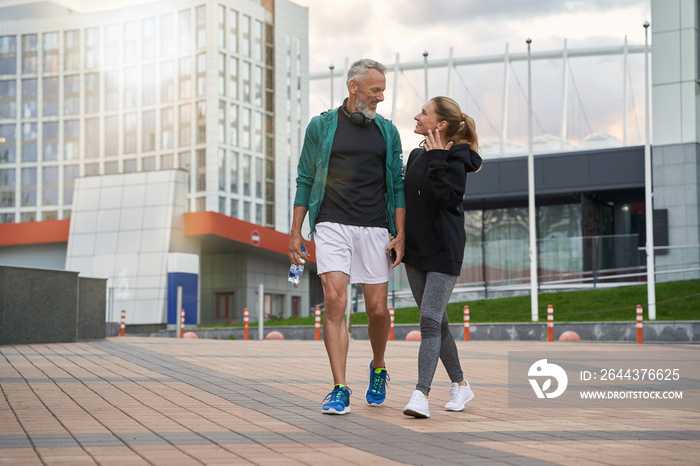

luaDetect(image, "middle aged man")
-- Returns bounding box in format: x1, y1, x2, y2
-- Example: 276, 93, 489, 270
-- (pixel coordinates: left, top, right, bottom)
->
289, 58, 406, 415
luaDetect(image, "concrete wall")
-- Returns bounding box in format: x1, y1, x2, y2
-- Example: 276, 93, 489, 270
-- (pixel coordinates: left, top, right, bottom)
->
0, 265, 107, 345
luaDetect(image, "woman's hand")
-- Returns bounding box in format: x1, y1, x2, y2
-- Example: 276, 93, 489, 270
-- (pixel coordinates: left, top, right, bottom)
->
425, 128, 453, 152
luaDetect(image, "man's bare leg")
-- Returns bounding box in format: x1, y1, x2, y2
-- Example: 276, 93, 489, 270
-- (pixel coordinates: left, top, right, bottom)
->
320, 271, 350, 385
363, 282, 390, 370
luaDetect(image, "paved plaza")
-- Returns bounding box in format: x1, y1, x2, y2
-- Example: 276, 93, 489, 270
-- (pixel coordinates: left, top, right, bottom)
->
1, 337, 699, 465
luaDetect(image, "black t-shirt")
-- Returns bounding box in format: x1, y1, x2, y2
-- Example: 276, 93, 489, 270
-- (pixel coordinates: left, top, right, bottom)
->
316, 109, 387, 228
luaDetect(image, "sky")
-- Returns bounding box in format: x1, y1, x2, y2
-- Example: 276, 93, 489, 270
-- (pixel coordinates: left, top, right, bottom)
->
0, 0, 653, 154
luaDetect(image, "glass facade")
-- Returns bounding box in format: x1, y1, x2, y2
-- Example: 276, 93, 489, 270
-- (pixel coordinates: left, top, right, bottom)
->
0, 0, 307, 230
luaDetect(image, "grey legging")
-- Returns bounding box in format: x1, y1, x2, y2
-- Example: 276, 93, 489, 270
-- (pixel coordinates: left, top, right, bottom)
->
405, 263, 464, 396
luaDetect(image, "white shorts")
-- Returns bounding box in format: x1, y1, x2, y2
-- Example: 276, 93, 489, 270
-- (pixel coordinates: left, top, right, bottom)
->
314, 222, 392, 285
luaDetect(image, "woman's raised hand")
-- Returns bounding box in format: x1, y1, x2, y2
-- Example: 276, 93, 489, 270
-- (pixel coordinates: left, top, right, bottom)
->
425, 128, 453, 151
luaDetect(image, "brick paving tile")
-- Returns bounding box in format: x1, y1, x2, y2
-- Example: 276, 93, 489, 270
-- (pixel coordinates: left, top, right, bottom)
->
2, 337, 699, 465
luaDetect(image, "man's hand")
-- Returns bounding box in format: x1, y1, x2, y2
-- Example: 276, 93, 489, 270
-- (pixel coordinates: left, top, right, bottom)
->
289, 231, 308, 266
386, 234, 404, 269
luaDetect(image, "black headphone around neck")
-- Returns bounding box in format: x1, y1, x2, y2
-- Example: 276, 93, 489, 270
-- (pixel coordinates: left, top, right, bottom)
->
342, 98, 371, 127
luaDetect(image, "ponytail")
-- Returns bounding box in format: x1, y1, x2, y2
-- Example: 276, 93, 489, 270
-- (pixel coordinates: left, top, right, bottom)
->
431, 97, 480, 153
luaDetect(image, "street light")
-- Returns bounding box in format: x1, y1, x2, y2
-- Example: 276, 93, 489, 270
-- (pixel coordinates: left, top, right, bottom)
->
329, 63, 335, 108
526, 37, 539, 322
423, 50, 429, 102
643, 20, 656, 320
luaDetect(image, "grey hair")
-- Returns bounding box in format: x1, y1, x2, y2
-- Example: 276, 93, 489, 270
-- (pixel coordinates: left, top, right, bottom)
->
346, 58, 388, 85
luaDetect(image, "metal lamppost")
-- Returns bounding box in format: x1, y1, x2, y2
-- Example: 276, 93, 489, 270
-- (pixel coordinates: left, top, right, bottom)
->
423, 50, 429, 102
643, 21, 656, 320
329, 63, 335, 108
526, 37, 539, 322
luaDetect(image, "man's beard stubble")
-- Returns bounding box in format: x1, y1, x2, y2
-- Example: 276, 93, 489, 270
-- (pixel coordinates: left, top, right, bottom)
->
355, 99, 376, 120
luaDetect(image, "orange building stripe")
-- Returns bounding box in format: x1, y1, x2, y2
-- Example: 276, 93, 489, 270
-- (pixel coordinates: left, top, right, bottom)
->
0, 219, 70, 246
184, 211, 315, 263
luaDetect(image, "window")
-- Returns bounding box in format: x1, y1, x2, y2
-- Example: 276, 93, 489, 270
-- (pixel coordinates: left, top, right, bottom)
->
228, 10, 238, 53
104, 24, 119, 66
42, 166, 58, 205
230, 198, 238, 218
179, 57, 191, 99
64, 75, 80, 115
196, 53, 206, 96
142, 18, 156, 61
85, 163, 99, 176
64, 30, 79, 71
161, 153, 173, 169
105, 70, 119, 111
254, 111, 263, 152
124, 21, 137, 64
230, 150, 238, 194
243, 154, 250, 196
84, 28, 99, 69
21, 167, 36, 206
161, 107, 173, 149
229, 56, 238, 98
42, 122, 58, 161
124, 112, 137, 154
241, 15, 250, 57
218, 52, 226, 95
218, 148, 225, 190
22, 34, 37, 74
105, 161, 118, 174
0, 168, 15, 207
143, 156, 156, 171
124, 67, 137, 108
161, 13, 174, 57
21, 123, 37, 162
104, 115, 118, 156
64, 119, 79, 160
196, 148, 205, 191
143, 110, 155, 152
254, 65, 263, 106
0, 80, 16, 118
0, 36, 17, 75
179, 104, 191, 146
178, 9, 192, 54
21, 78, 37, 118
242, 61, 251, 103
217, 5, 225, 48
42, 77, 58, 116
63, 165, 79, 204
218, 101, 226, 144
255, 156, 262, 198
229, 103, 238, 146
196, 5, 206, 49
196, 101, 206, 144
85, 72, 100, 113
85, 117, 99, 159
242, 108, 250, 149
160, 60, 174, 103
142, 64, 156, 106
124, 159, 137, 173
253, 20, 263, 61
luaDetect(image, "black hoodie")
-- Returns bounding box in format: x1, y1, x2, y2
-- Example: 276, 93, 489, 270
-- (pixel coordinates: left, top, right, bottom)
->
402, 143, 482, 275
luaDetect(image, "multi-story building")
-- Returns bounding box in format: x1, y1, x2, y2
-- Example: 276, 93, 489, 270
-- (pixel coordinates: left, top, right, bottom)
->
0, 0, 315, 331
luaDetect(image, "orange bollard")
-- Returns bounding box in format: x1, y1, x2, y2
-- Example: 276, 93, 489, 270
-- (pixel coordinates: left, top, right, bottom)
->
119, 309, 126, 337
636, 305, 643, 344
389, 307, 394, 341
464, 306, 470, 342
243, 308, 249, 341
314, 307, 321, 341
547, 305, 554, 342
180, 308, 185, 338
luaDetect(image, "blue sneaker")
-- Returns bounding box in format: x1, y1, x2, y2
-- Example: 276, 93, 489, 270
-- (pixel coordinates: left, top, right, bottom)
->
366, 361, 389, 406
322, 385, 352, 414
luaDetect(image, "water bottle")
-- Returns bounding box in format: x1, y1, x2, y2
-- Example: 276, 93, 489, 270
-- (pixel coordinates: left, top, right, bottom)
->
288, 247, 306, 285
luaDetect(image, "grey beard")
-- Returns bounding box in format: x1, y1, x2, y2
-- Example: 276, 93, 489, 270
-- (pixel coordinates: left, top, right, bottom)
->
355, 100, 376, 120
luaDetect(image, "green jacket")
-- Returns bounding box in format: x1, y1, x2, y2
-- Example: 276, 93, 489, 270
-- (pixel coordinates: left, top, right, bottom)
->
293, 107, 406, 236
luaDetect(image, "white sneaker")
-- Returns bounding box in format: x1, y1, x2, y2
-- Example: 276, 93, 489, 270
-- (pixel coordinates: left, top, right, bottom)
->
445, 382, 474, 411
403, 390, 430, 418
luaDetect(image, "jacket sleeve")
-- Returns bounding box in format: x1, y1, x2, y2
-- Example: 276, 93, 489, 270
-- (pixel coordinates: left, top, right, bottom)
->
388, 125, 406, 209
425, 149, 467, 210
293, 118, 320, 208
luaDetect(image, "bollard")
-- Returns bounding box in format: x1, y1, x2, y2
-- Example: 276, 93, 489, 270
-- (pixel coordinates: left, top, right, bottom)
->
119, 309, 126, 337
243, 308, 249, 341
636, 304, 643, 344
314, 307, 321, 341
464, 306, 470, 341
389, 307, 394, 341
547, 305, 554, 342
180, 308, 185, 338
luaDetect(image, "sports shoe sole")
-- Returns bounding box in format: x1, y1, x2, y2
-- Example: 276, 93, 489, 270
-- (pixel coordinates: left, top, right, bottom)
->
403, 407, 430, 418
445, 390, 475, 412
322, 406, 350, 415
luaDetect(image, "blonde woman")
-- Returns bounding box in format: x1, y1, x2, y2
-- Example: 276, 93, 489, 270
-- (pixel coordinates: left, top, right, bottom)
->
402, 96, 482, 418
